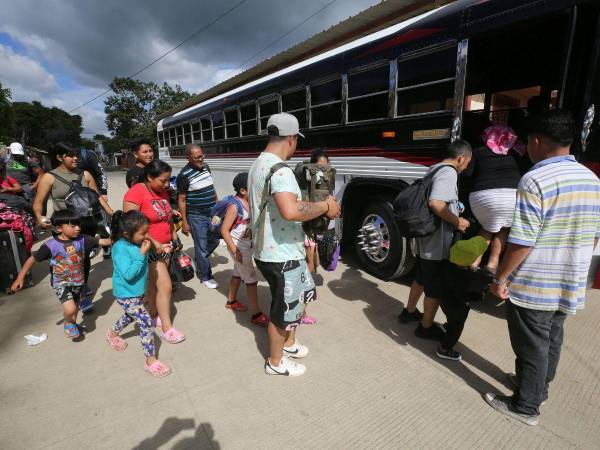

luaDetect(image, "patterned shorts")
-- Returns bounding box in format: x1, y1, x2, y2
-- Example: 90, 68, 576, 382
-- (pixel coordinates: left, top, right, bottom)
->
255, 259, 317, 331
53, 285, 82, 304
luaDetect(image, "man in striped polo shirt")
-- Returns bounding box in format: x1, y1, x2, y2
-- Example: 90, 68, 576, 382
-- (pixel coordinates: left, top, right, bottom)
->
485, 111, 600, 426
177, 144, 220, 288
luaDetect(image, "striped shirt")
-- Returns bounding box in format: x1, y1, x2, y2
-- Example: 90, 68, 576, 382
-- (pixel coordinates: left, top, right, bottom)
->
176, 163, 217, 216
507, 155, 600, 314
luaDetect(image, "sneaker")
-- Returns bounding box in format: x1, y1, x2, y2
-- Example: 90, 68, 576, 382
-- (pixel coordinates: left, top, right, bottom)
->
414, 323, 445, 341
159, 327, 186, 344
265, 356, 306, 376
483, 393, 539, 426
398, 308, 423, 324
203, 279, 219, 289
283, 340, 309, 358
251, 312, 269, 327
80, 298, 94, 313
436, 346, 461, 361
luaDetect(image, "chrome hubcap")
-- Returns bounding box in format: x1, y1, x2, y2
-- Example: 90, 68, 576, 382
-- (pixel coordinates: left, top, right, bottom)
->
357, 214, 390, 263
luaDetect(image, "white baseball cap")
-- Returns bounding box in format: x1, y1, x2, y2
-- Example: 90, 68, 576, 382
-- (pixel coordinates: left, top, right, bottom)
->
266, 113, 305, 138
9, 142, 24, 155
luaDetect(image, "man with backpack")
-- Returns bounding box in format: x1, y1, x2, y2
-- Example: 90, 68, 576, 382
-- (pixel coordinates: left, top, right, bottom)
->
398, 140, 472, 346
249, 113, 340, 377
176, 143, 219, 289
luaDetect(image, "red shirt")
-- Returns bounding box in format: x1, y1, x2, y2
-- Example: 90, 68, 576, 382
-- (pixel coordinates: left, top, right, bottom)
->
1, 176, 18, 193
123, 183, 172, 244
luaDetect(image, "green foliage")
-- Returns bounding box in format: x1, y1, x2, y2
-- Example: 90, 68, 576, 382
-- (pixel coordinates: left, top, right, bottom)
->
0, 82, 14, 141
104, 77, 191, 147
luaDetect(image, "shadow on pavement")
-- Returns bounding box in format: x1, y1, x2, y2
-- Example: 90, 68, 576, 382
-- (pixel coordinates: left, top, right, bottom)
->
328, 265, 509, 394
132, 417, 220, 450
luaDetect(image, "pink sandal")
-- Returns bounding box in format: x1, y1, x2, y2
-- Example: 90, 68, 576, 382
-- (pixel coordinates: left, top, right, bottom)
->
159, 327, 186, 344
301, 315, 317, 325
144, 359, 172, 377
105, 329, 128, 351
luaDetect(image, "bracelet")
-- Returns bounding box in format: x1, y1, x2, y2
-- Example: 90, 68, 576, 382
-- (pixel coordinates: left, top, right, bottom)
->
492, 278, 507, 286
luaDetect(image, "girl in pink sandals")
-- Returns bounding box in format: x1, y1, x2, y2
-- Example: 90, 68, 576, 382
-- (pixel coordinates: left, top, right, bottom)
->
105, 210, 171, 377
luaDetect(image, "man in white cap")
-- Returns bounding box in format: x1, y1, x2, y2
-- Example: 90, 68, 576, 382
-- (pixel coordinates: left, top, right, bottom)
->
7, 142, 44, 202
249, 113, 340, 376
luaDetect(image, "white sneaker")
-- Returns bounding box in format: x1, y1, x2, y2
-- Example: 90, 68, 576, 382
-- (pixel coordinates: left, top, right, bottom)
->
265, 356, 306, 376
202, 279, 219, 289
283, 340, 309, 358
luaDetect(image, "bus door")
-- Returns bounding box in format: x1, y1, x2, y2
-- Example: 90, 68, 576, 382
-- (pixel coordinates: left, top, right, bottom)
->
459, 7, 577, 147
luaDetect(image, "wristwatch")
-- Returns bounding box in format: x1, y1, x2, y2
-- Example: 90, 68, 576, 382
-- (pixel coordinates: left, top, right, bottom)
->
492, 278, 507, 286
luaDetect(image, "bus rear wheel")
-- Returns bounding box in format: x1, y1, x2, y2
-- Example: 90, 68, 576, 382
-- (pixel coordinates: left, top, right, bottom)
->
354, 200, 415, 280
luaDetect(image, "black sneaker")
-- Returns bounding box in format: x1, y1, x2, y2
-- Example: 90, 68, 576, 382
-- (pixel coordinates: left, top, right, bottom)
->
484, 393, 539, 426
414, 323, 445, 341
436, 346, 461, 361
398, 308, 423, 324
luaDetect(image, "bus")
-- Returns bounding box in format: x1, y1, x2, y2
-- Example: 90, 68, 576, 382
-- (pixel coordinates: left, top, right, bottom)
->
156, 0, 600, 280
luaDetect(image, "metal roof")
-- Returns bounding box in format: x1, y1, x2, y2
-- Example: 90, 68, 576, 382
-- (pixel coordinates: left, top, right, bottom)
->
157, 0, 453, 121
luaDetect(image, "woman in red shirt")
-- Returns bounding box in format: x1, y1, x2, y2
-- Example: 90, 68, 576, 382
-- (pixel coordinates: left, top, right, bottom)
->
123, 160, 185, 344
0, 160, 23, 195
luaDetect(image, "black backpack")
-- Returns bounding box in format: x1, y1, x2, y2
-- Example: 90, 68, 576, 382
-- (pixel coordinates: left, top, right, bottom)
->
52, 172, 103, 221
392, 165, 456, 238
293, 161, 336, 237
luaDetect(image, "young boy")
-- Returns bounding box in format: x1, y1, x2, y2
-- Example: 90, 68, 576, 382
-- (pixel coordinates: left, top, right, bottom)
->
11, 210, 112, 339
221, 172, 269, 327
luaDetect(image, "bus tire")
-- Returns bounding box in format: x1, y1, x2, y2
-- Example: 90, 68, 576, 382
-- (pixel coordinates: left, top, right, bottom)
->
354, 199, 415, 280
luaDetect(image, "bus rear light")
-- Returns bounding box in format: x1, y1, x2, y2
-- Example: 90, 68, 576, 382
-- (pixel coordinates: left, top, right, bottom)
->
382, 131, 396, 138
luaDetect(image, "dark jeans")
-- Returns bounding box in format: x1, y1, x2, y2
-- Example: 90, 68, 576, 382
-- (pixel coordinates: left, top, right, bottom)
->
187, 214, 219, 282
506, 301, 567, 415
439, 296, 470, 350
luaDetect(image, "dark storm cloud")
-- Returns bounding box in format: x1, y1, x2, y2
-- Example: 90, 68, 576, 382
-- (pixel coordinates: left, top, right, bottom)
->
1, 0, 381, 92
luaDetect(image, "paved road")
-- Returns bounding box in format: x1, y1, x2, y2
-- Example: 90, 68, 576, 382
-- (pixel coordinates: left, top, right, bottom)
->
1, 172, 600, 449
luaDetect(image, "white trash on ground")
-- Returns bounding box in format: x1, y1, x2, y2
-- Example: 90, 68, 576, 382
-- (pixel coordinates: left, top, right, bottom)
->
24, 334, 47, 346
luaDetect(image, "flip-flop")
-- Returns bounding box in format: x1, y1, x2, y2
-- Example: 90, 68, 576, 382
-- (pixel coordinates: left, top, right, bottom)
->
301, 315, 317, 325
64, 323, 80, 339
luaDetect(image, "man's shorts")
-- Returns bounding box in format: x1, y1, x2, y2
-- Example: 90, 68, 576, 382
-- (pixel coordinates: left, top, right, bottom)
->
228, 241, 257, 285
53, 285, 82, 304
414, 257, 445, 300
255, 258, 317, 331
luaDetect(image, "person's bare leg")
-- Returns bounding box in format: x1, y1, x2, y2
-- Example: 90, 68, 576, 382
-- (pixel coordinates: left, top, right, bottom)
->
420, 297, 440, 328
63, 300, 78, 325
470, 229, 493, 269
486, 228, 509, 273
268, 322, 288, 366
405, 281, 424, 313
284, 327, 296, 348
155, 260, 173, 332
228, 277, 241, 302
246, 283, 259, 314
146, 262, 159, 319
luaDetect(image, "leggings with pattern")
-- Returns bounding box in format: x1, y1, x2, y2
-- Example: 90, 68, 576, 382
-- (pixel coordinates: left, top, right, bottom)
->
112, 296, 155, 357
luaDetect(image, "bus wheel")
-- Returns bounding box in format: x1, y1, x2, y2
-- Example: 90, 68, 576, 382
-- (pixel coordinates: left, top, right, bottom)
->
355, 200, 415, 280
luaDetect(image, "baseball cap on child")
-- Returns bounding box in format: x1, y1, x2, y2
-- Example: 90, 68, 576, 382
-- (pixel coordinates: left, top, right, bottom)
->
449, 236, 489, 267
9, 142, 24, 155
266, 113, 305, 138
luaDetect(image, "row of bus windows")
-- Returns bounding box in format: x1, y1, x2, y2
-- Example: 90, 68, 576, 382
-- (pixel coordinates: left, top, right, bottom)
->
158, 46, 457, 148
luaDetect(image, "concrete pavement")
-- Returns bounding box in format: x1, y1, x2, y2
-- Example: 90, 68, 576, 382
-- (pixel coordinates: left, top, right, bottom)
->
1, 172, 600, 449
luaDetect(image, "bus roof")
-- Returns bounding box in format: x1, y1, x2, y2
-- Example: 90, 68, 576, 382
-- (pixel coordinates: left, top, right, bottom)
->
157, 0, 452, 122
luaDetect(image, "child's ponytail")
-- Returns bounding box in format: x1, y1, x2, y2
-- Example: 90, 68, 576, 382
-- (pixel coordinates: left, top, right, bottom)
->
111, 210, 148, 242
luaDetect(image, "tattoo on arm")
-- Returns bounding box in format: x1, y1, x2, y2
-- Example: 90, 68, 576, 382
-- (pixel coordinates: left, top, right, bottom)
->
296, 201, 324, 220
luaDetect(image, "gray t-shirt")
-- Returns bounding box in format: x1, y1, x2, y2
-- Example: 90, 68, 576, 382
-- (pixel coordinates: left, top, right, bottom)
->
416, 164, 459, 261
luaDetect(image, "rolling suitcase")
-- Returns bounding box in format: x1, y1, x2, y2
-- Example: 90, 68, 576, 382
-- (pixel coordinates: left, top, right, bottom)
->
0, 230, 32, 293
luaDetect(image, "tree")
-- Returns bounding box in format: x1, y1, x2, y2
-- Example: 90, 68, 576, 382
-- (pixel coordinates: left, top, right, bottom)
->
104, 77, 191, 147
0, 82, 14, 141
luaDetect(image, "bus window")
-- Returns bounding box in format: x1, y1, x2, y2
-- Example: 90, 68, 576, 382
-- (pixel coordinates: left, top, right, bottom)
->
311, 78, 342, 127
490, 86, 541, 124
183, 123, 192, 144
169, 128, 176, 147
259, 97, 280, 133
158, 131, 164, 148
225, 108, 240, 139
212, 111, 224, 141
282, 88, 307, 129
201, 117, 212, 142
176, 126, 184, 146
240, 103, 257, 136
465, 94, 485, 111
397, 46, 456, 117
191, 121, 201, 142
348, 64, 389, 122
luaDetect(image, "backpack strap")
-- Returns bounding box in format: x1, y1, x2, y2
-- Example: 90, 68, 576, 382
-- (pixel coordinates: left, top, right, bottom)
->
425, 164, 457, 179
51, 171, 74, 187
256, 162, 289, 253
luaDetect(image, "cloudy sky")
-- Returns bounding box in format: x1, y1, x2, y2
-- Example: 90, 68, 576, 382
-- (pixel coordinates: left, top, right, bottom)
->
0, 0, 382, 137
